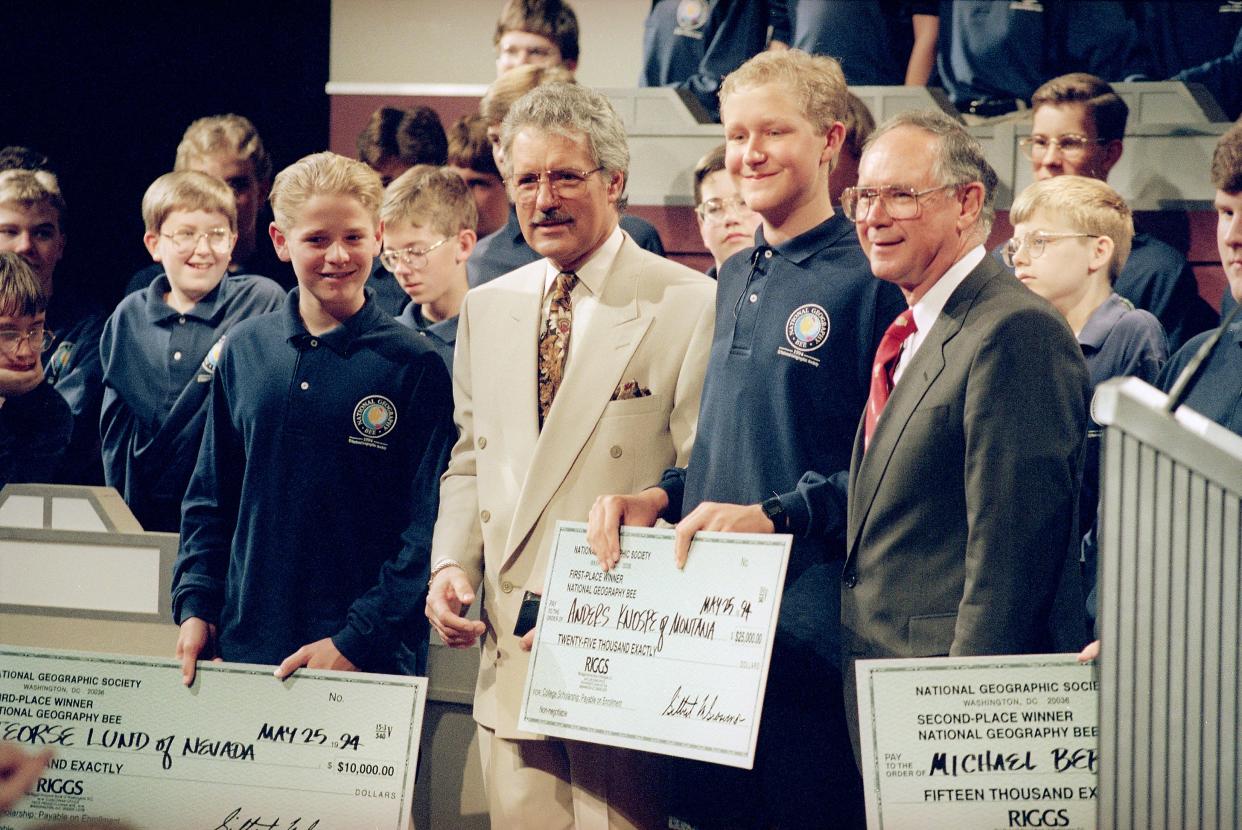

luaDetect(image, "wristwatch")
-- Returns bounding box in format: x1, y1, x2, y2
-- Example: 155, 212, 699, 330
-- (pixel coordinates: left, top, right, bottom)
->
761, 496, 789, 534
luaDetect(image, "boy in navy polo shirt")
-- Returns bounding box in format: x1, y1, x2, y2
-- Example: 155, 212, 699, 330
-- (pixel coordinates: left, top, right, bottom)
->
383, 166, 476, 372
101, 171, 285, 532
1007, 175, 1167, 630
589, 49, 904, 829
172, 152, 455, 684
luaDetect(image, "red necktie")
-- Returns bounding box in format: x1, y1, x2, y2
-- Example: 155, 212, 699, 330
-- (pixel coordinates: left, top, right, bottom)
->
864, 309, 917, 449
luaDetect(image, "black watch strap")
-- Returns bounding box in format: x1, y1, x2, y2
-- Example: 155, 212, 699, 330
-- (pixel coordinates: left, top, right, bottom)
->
761, 495, 789, 534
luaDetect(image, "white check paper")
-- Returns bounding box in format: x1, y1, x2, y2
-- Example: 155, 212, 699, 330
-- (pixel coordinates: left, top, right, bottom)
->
856, 654, 1099, 830
518, 521, 790, 768
0, 646, 425, 830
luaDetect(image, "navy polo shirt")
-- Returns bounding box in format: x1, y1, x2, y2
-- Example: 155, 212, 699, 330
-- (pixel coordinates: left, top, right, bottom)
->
1076, 294, 1167, 622
173, 289, 456, 674
468, 205, 666, 288
100, 273, 286, 532
640, 0, 790, 121
43, 295, 106, 484
396, 303, 458, 373
1115, 233, 1216, 353
660, 215, 904, 673
0, 381, 72, 487
1158, 319, 1242, 436
1136, 0, 1242, 78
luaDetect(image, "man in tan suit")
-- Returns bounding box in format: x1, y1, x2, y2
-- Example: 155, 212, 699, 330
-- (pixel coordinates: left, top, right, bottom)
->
425, 82, 714, 829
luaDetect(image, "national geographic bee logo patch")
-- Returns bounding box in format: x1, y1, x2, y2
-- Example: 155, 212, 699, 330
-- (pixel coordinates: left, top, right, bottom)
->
777, 304, 830, 367
196, 337, 226, 383
674, 0, 711, 38
350, 395, 397, 450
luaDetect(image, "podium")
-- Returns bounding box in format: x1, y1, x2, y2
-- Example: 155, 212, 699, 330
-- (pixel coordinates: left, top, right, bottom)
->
1093, 378, 1242, 829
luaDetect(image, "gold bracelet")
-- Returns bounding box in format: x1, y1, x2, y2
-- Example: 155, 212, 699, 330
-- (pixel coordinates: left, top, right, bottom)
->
428, 559, 464, 587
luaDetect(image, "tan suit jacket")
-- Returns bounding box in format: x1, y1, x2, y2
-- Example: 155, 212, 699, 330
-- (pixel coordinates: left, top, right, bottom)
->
431, 234, 715, 739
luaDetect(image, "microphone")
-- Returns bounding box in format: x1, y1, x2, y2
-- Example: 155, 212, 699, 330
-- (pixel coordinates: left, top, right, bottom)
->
1164, 299, 1242, 414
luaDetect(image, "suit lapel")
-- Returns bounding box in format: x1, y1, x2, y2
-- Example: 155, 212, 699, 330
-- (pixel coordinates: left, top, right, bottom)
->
502, 243, 653, 569
845, 261, 995, 558
492, 267, 543, 485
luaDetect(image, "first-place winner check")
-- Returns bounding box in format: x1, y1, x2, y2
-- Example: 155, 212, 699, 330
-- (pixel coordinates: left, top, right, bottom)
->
518, 522, 790, 769
0, 646, 426, 830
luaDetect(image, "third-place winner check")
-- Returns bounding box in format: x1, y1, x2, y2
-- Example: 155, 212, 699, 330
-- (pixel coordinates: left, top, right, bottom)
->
518, 521, 790, 769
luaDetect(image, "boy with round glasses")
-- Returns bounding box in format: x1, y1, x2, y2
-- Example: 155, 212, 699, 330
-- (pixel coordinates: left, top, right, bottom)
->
1016, 72, 1215, 351
384, 165, 477, 371
692, 143, 760, 277
100, 171, 284, 532
1007, 174, 1166, 629
0, 252, 71, 487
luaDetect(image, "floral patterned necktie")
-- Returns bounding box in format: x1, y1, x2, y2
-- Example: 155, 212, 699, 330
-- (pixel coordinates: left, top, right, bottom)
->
538, 271, 578, 427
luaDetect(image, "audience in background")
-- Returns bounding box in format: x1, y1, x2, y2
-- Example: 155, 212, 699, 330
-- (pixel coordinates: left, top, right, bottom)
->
383, 165, 477, 371
1020, 73, 1217, 350
355, 105, 449, 187
793, 0, 938, 86
494, 0, 579, 76
445, 113, 510, 239
125, 114, 289, 292
691, 143, 760, 277
0, 170, 105, 485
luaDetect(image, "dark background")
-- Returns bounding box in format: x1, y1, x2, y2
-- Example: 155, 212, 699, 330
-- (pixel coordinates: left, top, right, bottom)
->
0, 1, 331, 310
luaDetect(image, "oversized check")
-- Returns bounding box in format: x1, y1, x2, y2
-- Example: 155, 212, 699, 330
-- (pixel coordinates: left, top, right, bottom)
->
856, 654, 1099, 830
0, 646, 426, 830
518, 521, 790, 769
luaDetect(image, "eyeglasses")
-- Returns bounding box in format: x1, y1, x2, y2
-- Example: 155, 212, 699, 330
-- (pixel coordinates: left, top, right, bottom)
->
509, 167, 603, 202
1018, 134, 1109, 161
380, 237, 450, 271
160, 228, 234, 254
0, 326, 54, 356
840, 184, 959, 221
696, 195, 755, 224
1002, 232, 1098, 266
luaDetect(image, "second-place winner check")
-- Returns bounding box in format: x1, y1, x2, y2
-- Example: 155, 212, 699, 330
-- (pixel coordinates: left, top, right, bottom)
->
518, 521, 790, 769
0, 646, 426, 830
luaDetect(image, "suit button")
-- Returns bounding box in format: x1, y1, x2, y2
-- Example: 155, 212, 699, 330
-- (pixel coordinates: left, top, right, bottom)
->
501, 581, 514, 594
609, 445, 622, 458
480, 509, 491, 522
478, 437, 487, 449
844, 573, 857, 589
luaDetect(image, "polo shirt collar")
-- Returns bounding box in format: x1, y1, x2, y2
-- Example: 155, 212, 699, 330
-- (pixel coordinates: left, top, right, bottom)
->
282, 287, 383, 355
755, 213, 854, 266
1078, 293, 1133, 352
144, 274, 230, 324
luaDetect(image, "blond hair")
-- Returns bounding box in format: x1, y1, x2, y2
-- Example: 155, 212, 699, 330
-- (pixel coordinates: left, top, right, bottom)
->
720, 49, 848, 134
0, 169, 65, 224
175, 114, 272, 182
0, 251, 49, 317
480, 63, 576, 127
381, 165, 478, 236
141, 171, 237, 233
1009, 175, 1133, 283
269, 152, 383, 230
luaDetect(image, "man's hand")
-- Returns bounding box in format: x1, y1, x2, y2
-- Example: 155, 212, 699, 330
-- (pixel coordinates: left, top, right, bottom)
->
175, 617, 221, 687
1078, 640, 1100, 663
275, 638, 358, 680
0, 366, 43, 398
426, 565, 487, 648
673, 502, 774, 569
518, 627, 537, 652
0, 742, 52, 813
586, 488, 668, 571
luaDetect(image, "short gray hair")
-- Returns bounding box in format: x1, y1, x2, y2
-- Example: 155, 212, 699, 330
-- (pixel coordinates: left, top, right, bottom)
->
865, 110, 998, 235
500, 82, 630, 190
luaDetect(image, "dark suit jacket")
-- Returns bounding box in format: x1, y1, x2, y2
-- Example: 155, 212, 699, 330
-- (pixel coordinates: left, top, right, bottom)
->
841, 255, 1091, 663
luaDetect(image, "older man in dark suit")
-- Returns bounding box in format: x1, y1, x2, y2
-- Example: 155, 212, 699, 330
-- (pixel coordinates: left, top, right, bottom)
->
832, 110, 1092, 747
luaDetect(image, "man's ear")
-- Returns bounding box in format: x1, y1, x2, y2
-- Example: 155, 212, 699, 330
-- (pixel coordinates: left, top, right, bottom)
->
956, 182, 986, 231
269, 222, 291, 262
